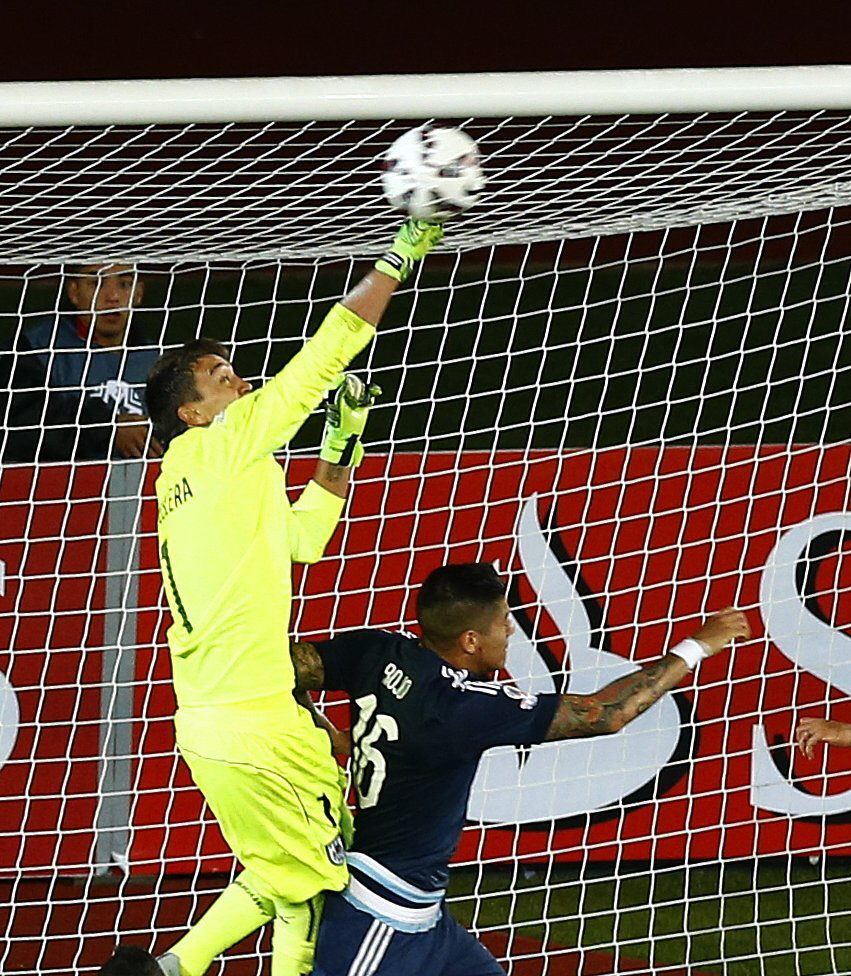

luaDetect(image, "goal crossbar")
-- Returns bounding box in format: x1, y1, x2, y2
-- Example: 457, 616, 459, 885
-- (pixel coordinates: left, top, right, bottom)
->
2, 65, 851, 126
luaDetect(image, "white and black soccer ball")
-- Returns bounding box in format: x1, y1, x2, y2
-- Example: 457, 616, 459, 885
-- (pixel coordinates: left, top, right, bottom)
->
381, 126, 484, 221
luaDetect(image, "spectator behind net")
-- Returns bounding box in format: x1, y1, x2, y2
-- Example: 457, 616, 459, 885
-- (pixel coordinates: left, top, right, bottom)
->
1, 263, 161, 462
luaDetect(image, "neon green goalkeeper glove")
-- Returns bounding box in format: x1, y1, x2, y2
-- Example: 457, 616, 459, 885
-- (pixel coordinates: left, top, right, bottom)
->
320, 373, 381, 468
374, 218, 445, 283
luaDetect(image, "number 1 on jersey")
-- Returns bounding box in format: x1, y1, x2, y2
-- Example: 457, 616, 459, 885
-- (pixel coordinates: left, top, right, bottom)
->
160, 540, 193, 633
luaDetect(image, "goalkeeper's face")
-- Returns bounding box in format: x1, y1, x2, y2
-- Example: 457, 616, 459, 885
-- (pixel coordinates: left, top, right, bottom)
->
179, 353, 253, 427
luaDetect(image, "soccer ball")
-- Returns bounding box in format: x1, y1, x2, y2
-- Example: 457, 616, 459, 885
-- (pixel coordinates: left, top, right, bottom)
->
381, 126, 484, 221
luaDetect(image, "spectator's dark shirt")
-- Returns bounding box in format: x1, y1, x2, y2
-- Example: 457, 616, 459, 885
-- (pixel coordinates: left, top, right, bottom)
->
1, 313, 158, 463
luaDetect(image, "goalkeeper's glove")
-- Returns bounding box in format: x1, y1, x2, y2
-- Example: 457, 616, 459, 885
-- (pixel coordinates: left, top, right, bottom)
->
320, 373, 381, 468
374, 218, 445, 284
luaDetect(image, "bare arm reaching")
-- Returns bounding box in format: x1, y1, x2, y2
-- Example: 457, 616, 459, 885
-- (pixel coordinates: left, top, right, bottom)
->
544, 608, 751, 741
291, 644, 347, 754
796, 718, 851, 758
340, 220, 445, 325
293, 686, 350, 756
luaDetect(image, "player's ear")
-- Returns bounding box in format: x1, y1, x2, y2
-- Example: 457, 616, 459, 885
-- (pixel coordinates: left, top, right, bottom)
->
133, 278, 145, 305
459, 629, 479, 655
177, 402, 203, 427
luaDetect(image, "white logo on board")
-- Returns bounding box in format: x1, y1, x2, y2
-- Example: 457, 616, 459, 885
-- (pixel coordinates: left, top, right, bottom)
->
751, 512, 851, 816
0, 559, 20, 772
467, 497, 851, 825
468, 495, 682, 824
0, 670, 19, 774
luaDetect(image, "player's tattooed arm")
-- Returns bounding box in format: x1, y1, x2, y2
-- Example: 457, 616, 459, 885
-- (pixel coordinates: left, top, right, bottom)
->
544, 608, 750, 742
544, 655, 691, 740
290, 640, 325, 691
290, 642, 350, 754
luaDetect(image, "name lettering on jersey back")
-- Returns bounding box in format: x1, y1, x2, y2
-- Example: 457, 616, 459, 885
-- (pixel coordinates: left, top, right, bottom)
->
158, 477, 194, 525
382, 662, 412, 700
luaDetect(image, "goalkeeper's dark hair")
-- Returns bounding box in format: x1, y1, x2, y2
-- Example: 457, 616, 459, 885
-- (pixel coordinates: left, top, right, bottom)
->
98, 945, 162, 976
145, 338, 229, 447
417, 562, 506, 648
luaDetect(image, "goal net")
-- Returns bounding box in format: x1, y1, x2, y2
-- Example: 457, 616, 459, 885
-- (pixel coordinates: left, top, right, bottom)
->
0, 68, 849, 976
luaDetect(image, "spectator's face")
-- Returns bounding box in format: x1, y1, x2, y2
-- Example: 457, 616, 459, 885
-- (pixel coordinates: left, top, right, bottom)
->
66, 264, 144, 347
178, 354, 253, 428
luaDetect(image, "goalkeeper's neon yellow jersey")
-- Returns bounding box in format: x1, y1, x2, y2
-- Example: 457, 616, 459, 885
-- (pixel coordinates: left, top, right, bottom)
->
154, 303, 375, 712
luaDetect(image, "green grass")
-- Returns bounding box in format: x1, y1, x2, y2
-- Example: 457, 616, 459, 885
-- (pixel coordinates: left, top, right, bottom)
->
447, 860, 851, 975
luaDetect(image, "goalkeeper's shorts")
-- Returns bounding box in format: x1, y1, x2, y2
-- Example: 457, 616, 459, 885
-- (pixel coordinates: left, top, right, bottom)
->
174, 693, 349, 904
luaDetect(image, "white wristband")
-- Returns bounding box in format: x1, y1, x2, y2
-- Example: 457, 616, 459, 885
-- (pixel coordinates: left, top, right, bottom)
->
669, 638, 709, 670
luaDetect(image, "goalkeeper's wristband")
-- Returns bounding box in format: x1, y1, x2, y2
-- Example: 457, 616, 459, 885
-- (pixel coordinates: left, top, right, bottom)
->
320, 434, 364, 468
375, 249, 410, 282
375, 218, 445, 284
669, 638, 710, 670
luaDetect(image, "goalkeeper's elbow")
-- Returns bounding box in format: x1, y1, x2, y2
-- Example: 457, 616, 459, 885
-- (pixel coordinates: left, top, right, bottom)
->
290, 527, 339, 564
291, 544, 328, 566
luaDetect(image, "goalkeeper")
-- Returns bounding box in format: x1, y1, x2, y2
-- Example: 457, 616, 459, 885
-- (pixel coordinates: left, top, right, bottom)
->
108, 220, 444, 976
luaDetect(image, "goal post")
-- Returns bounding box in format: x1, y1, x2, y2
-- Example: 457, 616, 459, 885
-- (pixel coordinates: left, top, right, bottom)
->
0, 67, 849, 976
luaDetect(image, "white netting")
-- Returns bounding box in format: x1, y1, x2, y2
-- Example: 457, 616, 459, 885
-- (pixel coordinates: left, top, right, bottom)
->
1, 111, 851, 261
1, 80, 850, 976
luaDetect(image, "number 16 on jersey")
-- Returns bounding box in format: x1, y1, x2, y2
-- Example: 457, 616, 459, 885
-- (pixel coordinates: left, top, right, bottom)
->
352, 694, 399, 809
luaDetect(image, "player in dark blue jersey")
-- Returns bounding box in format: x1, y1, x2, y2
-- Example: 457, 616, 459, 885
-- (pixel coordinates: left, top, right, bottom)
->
291, 562, 750, 976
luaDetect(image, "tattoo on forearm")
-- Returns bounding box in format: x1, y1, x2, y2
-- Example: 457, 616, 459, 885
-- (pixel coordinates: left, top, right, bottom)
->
290, 641, 325, 691
544, 655, 688, 741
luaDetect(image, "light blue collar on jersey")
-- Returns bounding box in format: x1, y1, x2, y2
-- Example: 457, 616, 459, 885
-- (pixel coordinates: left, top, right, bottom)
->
342, 851, 444, 933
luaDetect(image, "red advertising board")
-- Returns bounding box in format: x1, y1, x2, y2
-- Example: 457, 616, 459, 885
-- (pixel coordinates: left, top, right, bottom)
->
1, 446, 849, 876
0, 466, 108, 874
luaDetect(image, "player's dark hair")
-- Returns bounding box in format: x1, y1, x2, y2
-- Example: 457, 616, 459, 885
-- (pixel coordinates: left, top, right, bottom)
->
417, 562, 506, 647
145, 338, 229, 446
98, 945, 162, 976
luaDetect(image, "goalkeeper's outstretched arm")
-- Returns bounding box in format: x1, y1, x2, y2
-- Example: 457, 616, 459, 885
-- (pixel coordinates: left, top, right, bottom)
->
272, 223, 438, 561
252, 217, 442, 454
543, 608, 751, 741
145, 219, 442, 455
341, 218, 445, 325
